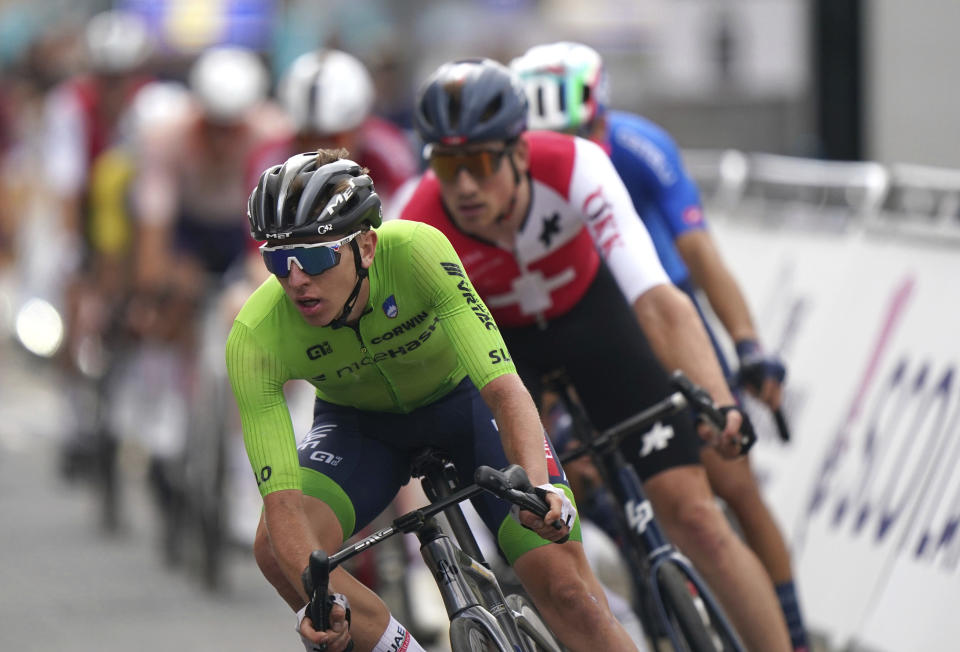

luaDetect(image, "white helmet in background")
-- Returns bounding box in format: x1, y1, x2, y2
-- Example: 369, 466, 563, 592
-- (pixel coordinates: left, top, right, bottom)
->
189, 46, 269, 124
510, 41, 609, 134
122, 81, 191, 144
279, 49, 375, 135
85, 9, 153, 74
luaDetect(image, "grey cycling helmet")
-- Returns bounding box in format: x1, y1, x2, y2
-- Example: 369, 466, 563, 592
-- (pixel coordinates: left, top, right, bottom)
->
248, 153, 383, 241
414, 58, 528, 145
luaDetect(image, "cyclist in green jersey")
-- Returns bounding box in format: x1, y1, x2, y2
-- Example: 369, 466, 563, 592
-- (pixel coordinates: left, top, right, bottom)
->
226, 148, 639, 652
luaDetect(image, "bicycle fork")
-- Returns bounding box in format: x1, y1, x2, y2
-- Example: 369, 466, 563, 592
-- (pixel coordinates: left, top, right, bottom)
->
417, 519, 523, 650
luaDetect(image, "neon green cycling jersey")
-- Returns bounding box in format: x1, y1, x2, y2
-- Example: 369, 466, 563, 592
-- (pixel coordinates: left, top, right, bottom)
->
226, 220, 517, 497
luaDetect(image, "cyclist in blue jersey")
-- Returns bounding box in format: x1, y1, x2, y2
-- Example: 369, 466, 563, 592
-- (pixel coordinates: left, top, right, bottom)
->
511, 42, 808, 652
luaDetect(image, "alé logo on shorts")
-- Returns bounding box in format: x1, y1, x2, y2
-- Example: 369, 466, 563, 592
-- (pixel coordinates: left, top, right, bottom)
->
639, 421, 675, 458
625, 498, 654, 534
382, 294, 399, 318
297, 425, 343, 466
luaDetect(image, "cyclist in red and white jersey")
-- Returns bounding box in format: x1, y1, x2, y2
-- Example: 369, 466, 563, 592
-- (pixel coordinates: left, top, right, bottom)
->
394, 58, 791, 652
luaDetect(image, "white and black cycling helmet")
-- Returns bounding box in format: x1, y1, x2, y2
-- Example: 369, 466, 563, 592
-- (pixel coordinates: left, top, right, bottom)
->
84, 9, 153, 74
189, 46, 269, 124
510, 42, 609, 134
414, 58, 528, 145
279, 49, 375, 135
248, 153, 382, 242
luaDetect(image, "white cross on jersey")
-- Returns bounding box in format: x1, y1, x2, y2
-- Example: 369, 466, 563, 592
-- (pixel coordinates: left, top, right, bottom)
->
485, 267, 577, 315
639, 421, 675, 457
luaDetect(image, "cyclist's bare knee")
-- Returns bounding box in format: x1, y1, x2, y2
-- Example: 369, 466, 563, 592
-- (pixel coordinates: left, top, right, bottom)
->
514, 543, 608, 622
701, 448, 762, 505
645, 465, 735, 559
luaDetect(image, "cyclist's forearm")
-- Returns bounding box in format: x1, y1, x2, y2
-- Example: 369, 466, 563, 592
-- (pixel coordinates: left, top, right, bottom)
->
262, 489, 321, 604
634, 284, 736, 405
676, 230, 757, 342
480, 374, 550, 486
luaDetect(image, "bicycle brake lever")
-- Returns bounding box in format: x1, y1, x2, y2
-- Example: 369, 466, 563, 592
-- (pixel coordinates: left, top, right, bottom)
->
474, 465, 511, 493
670, 371, 726, 430
307, 550, 331, 635
501, 464, 533, 491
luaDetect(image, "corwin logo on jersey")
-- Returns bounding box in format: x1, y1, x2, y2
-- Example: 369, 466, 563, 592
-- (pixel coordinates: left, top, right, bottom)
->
306, 342, 333, 359
382, 295, 399, 318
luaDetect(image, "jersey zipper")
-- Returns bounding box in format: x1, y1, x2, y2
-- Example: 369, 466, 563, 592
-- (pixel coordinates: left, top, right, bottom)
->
347, 318, 406, 411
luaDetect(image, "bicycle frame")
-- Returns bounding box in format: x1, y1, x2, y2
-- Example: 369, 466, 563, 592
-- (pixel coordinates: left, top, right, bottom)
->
553, 377, 745, 652
306, 457, 562, 652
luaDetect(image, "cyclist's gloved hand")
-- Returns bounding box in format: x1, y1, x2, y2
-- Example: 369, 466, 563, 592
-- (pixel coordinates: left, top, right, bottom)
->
296, 593, 352, 652
734, 339, 786, 409
708, 405, 757, 458
511, 483, 576, 543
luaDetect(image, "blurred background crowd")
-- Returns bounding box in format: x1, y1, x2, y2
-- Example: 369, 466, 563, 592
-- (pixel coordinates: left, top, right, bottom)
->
0, 1, 956, 650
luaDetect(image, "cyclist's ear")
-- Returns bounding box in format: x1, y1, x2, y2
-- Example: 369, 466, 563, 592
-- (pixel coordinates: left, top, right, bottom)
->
511, 136, 530, 172
358, 230, 378, 270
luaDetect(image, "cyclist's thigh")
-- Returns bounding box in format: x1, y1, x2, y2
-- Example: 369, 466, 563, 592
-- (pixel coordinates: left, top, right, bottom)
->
427, 378, 580, 565
298, 399, 410, 540
556, 268, 703, 479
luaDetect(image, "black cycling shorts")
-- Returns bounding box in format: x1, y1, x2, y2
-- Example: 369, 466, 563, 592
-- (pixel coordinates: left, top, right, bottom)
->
297, 377, 576, 564
501, 262, 703, 481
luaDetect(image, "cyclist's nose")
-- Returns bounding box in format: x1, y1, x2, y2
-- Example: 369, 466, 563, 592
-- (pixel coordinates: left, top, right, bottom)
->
287, 264, 311, 286
454, 167, 482, 193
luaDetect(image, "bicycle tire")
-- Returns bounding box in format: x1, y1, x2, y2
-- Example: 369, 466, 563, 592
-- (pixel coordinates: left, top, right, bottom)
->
505, 593, 564, 652
449, 617, 503, 652
655, 561, 721, 652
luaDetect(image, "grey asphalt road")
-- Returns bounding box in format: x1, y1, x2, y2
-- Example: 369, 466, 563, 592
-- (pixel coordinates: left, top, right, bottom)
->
0, 345, 291, 652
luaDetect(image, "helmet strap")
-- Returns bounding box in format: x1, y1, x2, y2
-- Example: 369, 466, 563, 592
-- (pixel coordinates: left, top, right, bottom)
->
494, 148, 523, 225
330, 239, 368, 329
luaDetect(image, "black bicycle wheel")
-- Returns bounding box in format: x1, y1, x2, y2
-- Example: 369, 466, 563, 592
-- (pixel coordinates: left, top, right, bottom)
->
505, 594, 564, 652
449, 617, 502, 652
656, 561, 721, 652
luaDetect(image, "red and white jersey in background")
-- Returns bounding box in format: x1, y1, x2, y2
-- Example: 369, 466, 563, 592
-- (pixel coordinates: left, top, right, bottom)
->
394, 130, 669, 328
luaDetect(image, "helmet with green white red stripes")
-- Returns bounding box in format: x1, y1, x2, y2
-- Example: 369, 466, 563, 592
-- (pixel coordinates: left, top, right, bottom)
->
510, 42, 609, 135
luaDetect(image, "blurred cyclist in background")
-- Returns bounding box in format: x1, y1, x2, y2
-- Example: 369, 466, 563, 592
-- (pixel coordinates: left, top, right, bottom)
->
252, 48, 417, 204
511, 41, 808, 652
41, 9, 154, 481
124, 45, 290, 560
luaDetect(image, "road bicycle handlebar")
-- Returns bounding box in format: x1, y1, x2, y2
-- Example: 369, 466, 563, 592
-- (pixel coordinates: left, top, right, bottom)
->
556, 370, 755, 463
304, 464, 554, 648
664, 371, 756, 454
773, 408, 791, 442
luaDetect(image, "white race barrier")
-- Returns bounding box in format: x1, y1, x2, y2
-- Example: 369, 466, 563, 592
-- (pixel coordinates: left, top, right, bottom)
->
705, 193, 960, 651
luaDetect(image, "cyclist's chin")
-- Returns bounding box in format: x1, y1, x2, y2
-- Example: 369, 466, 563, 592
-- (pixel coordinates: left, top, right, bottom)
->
295, 300, 333, 326
454, 206, 496, 230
